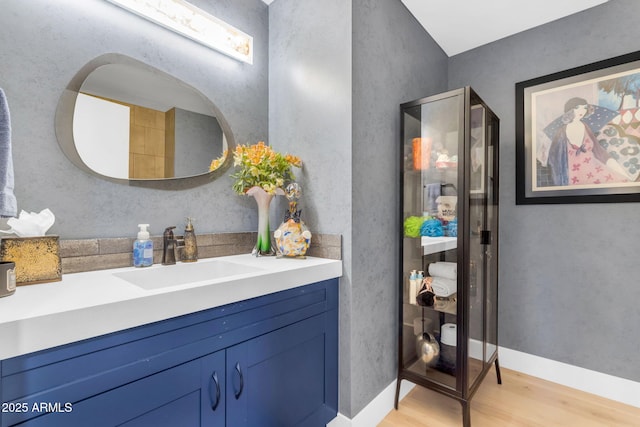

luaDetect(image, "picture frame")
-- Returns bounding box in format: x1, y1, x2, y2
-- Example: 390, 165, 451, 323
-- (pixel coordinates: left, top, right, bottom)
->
516, 50, 640, 204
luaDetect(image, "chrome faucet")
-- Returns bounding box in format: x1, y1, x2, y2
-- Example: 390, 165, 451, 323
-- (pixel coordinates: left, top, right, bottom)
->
162, 226, 177, 265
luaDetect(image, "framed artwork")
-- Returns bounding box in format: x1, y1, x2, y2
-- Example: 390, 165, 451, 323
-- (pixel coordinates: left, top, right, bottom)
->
516, 51, 640, 204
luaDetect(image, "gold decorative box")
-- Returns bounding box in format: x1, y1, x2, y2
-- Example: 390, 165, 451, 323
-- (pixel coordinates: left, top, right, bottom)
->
0, 236, 62, 285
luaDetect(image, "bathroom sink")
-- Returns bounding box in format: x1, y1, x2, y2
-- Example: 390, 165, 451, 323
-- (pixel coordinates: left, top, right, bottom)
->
113, 259, 264, 290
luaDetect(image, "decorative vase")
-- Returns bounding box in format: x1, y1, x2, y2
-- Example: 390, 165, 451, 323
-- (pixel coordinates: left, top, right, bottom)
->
246, 186, 283, 256
274, 220, 312, 257
274, 183, 312, 258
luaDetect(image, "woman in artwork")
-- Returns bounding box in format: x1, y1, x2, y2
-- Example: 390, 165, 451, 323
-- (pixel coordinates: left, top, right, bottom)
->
547, 97, 628, 186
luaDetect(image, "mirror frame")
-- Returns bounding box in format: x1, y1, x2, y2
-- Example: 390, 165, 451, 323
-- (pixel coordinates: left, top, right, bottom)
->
55, 53, 235, 187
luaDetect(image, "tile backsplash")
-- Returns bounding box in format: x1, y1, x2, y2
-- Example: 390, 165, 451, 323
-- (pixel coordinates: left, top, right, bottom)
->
60, 232, 342, 274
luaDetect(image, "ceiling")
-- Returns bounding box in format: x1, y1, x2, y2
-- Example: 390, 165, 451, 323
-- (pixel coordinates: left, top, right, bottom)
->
262, 0, 609, 57
400, 0, 609, 56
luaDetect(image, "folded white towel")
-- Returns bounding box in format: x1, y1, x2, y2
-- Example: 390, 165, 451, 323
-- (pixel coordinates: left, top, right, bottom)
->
428, 262, 457, 280
431, 277, 457, 297
0, 88, 17, 218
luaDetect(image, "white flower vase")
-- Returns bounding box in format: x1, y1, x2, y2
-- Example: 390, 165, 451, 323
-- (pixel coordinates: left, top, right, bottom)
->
246, 186, 283, 256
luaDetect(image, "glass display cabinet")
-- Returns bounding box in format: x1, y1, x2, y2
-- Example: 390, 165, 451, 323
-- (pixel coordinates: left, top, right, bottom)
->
394, 87, 501, 427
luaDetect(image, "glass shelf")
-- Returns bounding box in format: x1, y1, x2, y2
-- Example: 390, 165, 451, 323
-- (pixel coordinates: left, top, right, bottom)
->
421, 236, 457, 255
432, 296, 457, 315
407, 295, 456, 315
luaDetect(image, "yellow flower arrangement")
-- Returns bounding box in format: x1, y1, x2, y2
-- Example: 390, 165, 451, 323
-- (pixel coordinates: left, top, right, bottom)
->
209, 149, 228, 172
229, 141, 302, 195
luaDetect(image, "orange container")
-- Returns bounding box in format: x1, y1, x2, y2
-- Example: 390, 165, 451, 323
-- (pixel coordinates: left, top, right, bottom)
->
412, 137, 432, 170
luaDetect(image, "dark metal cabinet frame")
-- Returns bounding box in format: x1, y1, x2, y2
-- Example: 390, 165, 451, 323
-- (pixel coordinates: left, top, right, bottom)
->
395, 87, 501, 427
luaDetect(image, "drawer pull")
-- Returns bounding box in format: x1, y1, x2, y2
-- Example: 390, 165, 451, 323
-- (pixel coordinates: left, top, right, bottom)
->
210, 371, 221, 411
234, 362, 244, 399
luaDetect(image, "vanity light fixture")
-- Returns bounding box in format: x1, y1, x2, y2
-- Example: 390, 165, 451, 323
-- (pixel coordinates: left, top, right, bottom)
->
105, 0, 253, 64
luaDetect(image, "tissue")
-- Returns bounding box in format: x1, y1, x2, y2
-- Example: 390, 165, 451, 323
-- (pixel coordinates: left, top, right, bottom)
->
0, 208, 55, 237
0, 209, 60, 285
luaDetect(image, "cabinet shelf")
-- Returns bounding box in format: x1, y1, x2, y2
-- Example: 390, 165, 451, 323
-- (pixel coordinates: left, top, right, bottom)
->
405, 358, 456, 389
421, 236, 457, 255
406, 296, 457, 315
432, 296, 457, 315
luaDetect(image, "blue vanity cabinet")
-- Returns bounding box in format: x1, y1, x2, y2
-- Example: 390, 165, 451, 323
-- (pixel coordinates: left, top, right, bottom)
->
120, 350, 227, 427
226, 311, 338, 427
0, 278, 338, 427
17, 350, 226, 427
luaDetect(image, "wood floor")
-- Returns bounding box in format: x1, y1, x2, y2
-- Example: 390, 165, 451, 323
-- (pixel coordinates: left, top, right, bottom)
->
379, 366, 640, 426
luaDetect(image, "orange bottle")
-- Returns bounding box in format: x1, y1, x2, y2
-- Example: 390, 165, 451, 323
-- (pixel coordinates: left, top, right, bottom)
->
412, 137, 432, 170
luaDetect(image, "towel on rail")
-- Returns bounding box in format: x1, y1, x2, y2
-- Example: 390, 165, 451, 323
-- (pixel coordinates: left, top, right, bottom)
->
0, 88, 17, 218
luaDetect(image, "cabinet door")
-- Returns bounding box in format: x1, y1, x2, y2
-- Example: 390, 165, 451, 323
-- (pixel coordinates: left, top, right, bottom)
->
105, 352, 226, 427
226, 313, 335, 427
18, 351, 225, 427
400, 90, 464, 392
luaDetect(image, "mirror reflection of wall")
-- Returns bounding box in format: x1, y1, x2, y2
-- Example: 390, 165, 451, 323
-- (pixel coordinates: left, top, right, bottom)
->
130, 102, 173, 179
173, 108, 223, 178
73, 93, 223, 179
74, 93, 130, 179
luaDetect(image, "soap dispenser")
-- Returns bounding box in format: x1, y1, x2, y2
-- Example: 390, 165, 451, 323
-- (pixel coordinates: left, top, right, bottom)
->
182, 217, 198, 262
133, 224, 153, 267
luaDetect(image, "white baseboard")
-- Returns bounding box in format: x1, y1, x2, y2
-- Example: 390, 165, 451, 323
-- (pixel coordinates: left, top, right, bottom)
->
328, 346, 640, 425
326, 379, 415, 427
499, 346, 640, 408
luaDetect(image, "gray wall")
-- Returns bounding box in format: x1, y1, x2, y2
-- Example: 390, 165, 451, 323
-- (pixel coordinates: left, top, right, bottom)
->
448, 0, 640, 382
268, 0, 354, 415
350, 0, 448, 416
269, 0, 448, 417
0, 0, 268, 238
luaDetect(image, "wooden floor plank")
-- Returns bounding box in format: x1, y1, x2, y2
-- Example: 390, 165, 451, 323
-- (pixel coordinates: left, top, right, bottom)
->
379, 367, 640, 426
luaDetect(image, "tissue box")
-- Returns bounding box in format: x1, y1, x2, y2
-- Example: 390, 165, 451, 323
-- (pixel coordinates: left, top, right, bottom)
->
0, 236, 62, 285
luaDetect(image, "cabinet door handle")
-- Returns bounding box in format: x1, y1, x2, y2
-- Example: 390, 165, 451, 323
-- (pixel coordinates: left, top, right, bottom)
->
234, 362, 244, 400
209, 371, 221, 411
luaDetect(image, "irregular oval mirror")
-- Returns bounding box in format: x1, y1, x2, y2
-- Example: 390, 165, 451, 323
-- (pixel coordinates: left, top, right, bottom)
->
55, 53, 233, 182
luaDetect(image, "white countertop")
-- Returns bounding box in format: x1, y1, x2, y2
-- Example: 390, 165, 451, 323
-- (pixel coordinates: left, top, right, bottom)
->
0, 255, 342, 360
